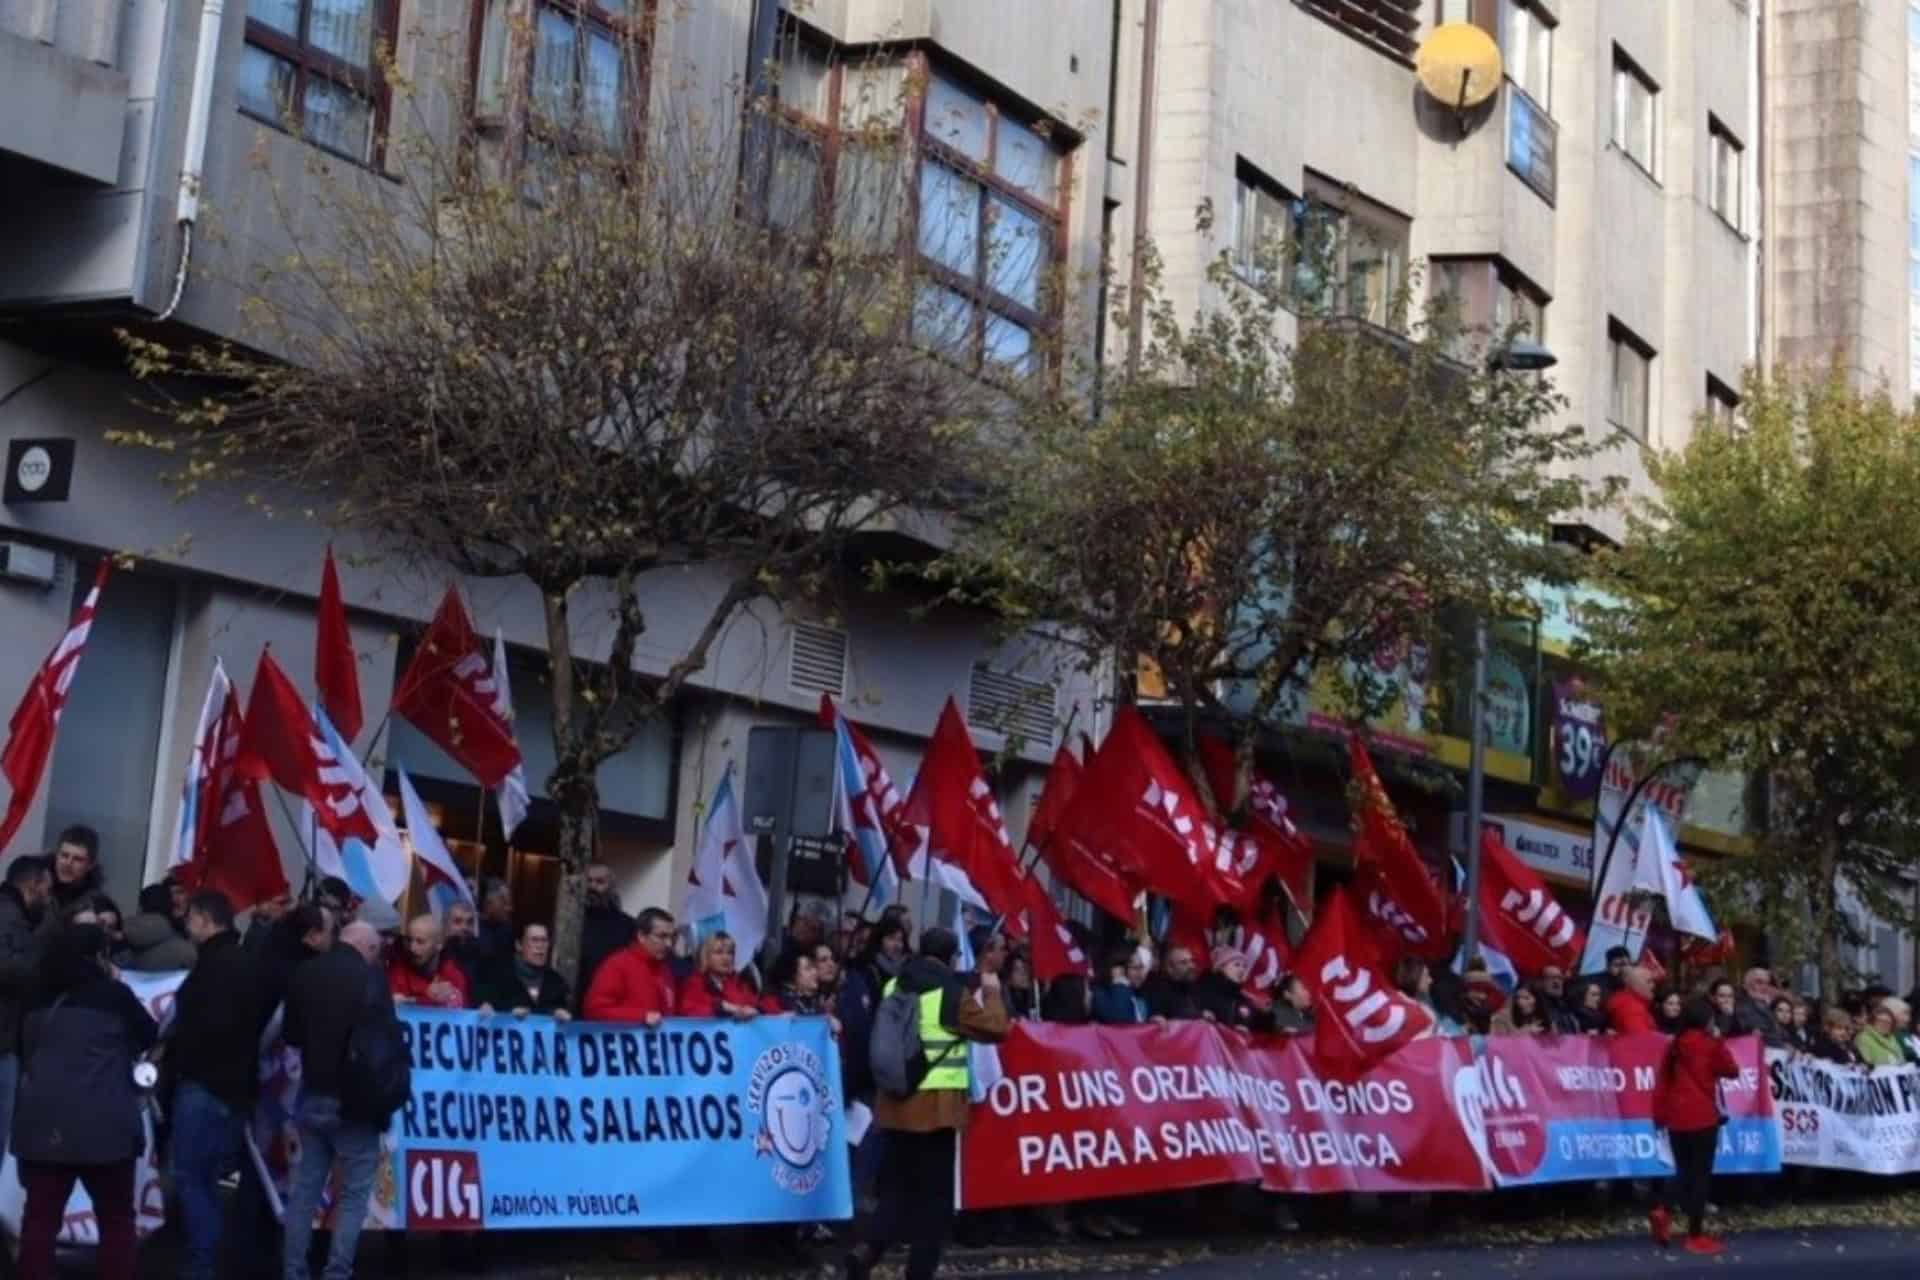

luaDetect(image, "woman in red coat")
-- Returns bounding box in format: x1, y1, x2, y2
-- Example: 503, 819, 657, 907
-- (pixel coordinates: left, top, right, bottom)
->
1650, 998, 1739, 1255
677, 932, 761, 1020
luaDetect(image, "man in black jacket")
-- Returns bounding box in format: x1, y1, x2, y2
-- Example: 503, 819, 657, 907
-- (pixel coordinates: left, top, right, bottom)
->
579, 860, 635, 1002
0, 855, 53, 1168
1145, 946, 1205, 1021
171, 891, 272, 1280
283, 920, 392, 1280
50, 824, 104, 913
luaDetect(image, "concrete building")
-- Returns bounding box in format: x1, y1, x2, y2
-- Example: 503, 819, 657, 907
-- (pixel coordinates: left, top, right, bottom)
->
0, 0, 1780, 965
1762, 0, 1912, 401
1123, 0, 1758, 530
0, 0, 1115, 925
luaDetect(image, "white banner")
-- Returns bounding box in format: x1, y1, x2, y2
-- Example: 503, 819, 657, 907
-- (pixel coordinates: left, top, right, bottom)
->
1579, 751, 1699, 973
1768, 1050, 1920, 1175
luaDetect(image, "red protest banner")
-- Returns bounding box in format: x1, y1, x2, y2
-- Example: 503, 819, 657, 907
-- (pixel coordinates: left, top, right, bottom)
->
959, 1023, 1488, 1208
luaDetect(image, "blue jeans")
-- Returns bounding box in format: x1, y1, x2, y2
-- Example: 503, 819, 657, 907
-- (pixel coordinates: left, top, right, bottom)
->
173, 1081, 244, 1280
0, 1052, 18, 1168
282, 1095, 382, 1280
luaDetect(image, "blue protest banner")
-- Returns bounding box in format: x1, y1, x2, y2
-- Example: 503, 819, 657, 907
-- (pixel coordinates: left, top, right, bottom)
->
391, 1009, 851, 1230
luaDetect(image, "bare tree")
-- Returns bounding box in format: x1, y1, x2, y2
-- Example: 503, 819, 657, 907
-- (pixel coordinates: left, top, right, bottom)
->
118, 25, 990, 978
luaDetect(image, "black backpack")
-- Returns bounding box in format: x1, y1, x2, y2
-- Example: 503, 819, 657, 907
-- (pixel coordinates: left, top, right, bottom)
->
340, 970, 412, 1125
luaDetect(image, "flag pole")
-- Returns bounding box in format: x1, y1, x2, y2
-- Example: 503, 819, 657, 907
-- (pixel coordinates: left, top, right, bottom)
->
268, 786, 320, 898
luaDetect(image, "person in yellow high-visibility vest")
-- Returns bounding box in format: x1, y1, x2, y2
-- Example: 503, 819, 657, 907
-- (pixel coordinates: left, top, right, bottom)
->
845, 926, 1008, 1280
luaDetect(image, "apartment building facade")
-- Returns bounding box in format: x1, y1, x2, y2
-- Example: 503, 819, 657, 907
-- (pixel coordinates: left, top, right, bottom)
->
0, 0, 1780, 953
0, 0, 1116, 920
1762, 0, 1911, 402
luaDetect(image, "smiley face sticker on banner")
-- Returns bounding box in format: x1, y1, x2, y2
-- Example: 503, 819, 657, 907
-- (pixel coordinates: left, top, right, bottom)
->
748, 1041, 836, 1196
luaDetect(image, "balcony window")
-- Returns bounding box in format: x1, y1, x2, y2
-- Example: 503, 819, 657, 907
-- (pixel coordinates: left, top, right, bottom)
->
1608, 319, 1655, 443
1502, 0, 1552, 112
1709, 116, 1743, 230
473, 0, 653, 167
1292, 173, 1411, 331
913, 70, 1068, 378
1430, 258, 1545, 356
240, 0, 396, 164
1611, 48, 1659, 178
1706, 375, 1739, 430
765, 50, 1069, 379
1232, 160, 1297, 288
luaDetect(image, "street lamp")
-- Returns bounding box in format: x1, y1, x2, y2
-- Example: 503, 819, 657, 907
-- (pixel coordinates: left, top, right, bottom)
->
1461, 339, 1559, 969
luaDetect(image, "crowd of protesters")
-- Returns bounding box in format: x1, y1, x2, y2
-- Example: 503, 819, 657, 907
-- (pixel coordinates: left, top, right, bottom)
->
6, 823, 1920, 1280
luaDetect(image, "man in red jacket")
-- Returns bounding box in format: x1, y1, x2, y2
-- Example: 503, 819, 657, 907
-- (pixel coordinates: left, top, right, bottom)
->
584, 907, 678, 1026
1606, 964, 1658, 1035
388, 913, 471, 1009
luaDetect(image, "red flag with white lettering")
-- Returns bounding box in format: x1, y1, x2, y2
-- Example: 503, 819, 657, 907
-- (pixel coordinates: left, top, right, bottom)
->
0, 562, 109, 855
898, 699, 1029, 934
392, 588, 523, 789
1292, 887, 1434, 1078
1050, 707, 1244, 917
1476, 828, 1584, 978
1197, 734, 1315, 920
1348, 738, 1452, 962
238, 648, 381, 848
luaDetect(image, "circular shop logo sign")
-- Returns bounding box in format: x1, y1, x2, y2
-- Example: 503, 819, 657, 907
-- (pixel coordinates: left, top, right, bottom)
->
15, 446, 52, 493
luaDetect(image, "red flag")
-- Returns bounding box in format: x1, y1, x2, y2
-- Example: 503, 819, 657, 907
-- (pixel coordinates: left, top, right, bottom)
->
1229, 914, 1292, 998
1197, 735, 1315, 918
1050, 706, 1244, 917
1348, 739, 1452, 962
1475, 828, 1584, 978
0, 562, 109, 855
898, 699, 1029, 933
1293, 887, 1434, 1077
1025, 744, 1083, 857
238, 648, 379, 847
1019, 875, 1090, 982
175, 668, 286, 910
315, 547, 363, 743
392, 588, 523, 788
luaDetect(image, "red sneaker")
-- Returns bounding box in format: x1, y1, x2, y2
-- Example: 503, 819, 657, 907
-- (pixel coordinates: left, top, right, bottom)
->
1648, 1205, 1672, 1248
1683, 1235, 1726, 1256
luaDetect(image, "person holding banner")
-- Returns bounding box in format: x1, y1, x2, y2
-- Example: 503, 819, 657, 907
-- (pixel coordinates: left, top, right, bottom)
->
677, 932, 761, 1020
1650, 999, 1739, 1256
473, 921, 572, 1018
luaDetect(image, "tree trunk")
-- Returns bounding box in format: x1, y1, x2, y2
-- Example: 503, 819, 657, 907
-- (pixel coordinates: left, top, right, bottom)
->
551, 795, 597, 988
540, 585, 595, 987
1813, 834, 1842, 1001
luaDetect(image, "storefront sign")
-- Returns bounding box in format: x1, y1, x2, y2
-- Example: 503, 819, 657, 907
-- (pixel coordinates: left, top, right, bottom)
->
1550, 681, 1606, 800
1454, 812, 1593, 886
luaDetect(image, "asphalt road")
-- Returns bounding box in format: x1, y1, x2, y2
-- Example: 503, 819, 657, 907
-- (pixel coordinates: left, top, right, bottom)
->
1029, 1229, 1920, 1279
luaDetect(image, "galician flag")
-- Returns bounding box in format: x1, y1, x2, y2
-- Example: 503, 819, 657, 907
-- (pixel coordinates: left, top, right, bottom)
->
490, 629, 530, 841
398, 765, 475, 919
1632, 809, 1718, 941
304, 703, 410, 927
683, 764, 769, 965
821, 696, 903, 907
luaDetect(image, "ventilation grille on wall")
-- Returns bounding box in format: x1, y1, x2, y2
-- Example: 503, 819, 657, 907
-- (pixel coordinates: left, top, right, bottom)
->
788, 622, 848, 699
968, 665, 1056, 749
